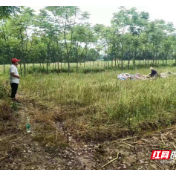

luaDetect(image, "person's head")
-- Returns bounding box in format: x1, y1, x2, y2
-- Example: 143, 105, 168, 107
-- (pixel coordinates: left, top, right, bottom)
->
12, 58, 20, 66
150, 67, 154, 70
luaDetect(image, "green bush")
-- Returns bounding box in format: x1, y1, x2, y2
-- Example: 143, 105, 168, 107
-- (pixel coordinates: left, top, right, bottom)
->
0, 84, 7, 99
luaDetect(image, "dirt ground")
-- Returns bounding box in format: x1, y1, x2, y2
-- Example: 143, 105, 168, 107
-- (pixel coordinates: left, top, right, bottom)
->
1, 93, 176, 170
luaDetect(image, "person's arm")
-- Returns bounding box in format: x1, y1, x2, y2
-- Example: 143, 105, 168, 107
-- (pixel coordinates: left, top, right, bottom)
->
11, 72, 20, 79
10, 66, 20, 79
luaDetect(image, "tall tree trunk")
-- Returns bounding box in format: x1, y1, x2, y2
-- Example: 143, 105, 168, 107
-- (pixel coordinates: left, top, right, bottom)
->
47, 44, 49, 74
24, 63, 26, 76
128, 57, 130, 70
3, 58, 5, 74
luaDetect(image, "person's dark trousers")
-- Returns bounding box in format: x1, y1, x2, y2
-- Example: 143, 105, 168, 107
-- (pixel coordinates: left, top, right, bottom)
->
11, 83, 18, 99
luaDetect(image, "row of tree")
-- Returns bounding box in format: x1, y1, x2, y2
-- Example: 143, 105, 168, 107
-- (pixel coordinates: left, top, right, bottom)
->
0, 6, 176, 73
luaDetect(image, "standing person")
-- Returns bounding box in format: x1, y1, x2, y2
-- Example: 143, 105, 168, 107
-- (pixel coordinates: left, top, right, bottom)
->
10, 58, 21, 102
150, 67, 158, 77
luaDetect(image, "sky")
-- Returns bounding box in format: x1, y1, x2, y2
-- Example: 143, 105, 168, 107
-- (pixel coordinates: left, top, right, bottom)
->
28, 6, 176, 27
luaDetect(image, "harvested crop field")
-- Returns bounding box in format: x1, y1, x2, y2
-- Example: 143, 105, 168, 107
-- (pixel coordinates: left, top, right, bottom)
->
1, 67, 176, 169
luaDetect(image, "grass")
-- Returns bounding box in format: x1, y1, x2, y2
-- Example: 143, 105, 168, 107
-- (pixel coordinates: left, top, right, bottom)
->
1, 65, 176, 141
2, 63, 176, 169
0, 74, 69, 169
2, 66, 176, 141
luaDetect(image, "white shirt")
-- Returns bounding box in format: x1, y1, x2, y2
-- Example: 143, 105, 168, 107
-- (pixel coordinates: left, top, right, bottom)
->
10, 64, 20, 84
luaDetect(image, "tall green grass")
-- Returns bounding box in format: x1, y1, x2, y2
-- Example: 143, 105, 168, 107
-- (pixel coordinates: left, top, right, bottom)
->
3, 67, 172, 140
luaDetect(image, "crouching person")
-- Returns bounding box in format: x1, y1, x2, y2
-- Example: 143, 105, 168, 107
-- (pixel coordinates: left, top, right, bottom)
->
150, 67, 158, 78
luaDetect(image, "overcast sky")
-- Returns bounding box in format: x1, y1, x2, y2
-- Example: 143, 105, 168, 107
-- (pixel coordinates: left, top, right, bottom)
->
28, 6, 176, 27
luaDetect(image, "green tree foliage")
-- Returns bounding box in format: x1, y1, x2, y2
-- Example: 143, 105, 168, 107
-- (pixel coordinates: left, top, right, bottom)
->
0, 6, 176, 71
0, 6, 20, 19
